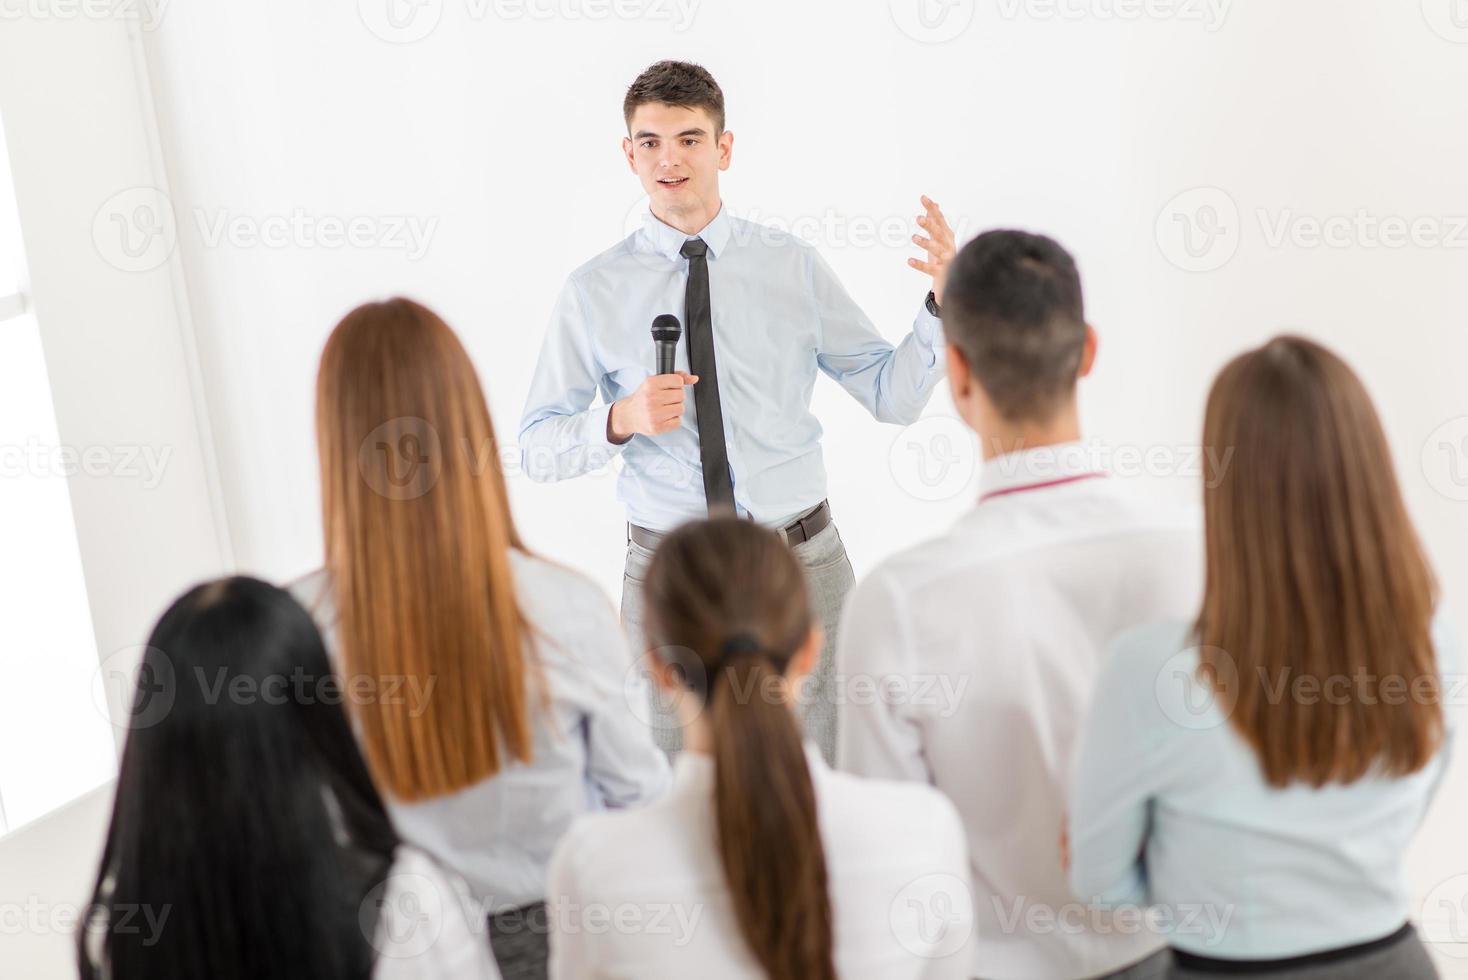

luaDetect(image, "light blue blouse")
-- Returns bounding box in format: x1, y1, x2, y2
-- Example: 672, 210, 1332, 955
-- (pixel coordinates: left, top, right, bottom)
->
1069, 616, 1460, 960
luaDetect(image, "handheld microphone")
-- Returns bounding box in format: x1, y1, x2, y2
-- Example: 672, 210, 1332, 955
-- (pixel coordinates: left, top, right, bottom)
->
652, 313, 682, 376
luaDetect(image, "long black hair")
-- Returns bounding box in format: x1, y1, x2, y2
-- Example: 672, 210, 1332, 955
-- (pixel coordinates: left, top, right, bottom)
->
79, 576, 400, 979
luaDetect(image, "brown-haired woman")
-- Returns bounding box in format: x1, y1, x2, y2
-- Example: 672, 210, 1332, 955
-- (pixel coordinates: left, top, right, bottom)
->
294, 297, 669, 980
1068, 336, 1460, 978
547, 517, 973, 979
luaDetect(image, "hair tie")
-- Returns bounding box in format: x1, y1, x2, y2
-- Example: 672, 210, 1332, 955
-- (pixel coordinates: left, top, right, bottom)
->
717, 632, 763, 665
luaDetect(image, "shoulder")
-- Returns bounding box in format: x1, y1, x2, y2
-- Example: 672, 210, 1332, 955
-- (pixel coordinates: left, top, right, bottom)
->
564, 232, 642, 287
509, 549, 618, 631
371, 846, 492, 977
816, 762, 964, 844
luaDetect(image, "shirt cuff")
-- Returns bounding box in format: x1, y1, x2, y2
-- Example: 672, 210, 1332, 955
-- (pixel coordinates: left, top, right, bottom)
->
589, 401, 629, 457
913, 304, 946, 368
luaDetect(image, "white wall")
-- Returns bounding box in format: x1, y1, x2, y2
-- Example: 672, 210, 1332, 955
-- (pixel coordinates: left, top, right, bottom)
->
0, 10, 232, 979
137, 0, 1468, 935
7, 2, 1467, 976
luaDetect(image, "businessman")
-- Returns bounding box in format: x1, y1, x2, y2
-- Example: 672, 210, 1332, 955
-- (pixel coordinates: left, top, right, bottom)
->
519, 60, 954, 759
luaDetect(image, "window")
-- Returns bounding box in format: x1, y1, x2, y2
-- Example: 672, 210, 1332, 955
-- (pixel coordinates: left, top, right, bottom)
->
0, 114, 117, 835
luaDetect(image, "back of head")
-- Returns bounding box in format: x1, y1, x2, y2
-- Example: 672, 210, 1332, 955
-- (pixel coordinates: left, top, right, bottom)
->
82, 577, 397, 980
315, 297, 533, 801
1196, 335, 1441, 787
642, 518, 835, 980
942, 229, 1087, 424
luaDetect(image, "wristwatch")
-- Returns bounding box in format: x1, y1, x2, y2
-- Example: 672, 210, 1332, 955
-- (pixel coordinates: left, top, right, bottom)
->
925, 290, 941, 318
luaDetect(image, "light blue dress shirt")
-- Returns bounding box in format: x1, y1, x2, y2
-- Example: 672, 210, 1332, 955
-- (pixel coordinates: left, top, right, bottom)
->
1069, 615, 1461, 961
518, 205, 946, 531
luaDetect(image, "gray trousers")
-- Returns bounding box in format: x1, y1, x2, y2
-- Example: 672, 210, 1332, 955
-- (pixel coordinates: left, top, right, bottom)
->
619, 521, 856, 764
1166, 927, 1438, 980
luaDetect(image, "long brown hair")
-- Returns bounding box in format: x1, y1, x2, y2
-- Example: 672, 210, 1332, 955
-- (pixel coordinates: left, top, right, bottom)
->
643, 518, 836, 980
315, 297, 533, 801
1195, 335, 1441, 787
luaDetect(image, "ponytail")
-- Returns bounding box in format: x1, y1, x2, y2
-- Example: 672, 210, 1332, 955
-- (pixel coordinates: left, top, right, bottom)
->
643, 519, 838, 980
708, 644, 835, 980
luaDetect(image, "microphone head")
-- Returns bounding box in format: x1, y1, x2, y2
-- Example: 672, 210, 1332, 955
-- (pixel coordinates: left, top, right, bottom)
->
651, 314, 682, 343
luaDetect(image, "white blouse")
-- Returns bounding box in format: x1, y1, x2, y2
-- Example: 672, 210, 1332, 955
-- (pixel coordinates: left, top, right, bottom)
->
293, 548, 670, 913
548, 744, 975, 979
372, 846, 502, 980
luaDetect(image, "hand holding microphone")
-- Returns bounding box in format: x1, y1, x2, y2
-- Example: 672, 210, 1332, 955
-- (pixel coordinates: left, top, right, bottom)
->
607, 314, 699, 444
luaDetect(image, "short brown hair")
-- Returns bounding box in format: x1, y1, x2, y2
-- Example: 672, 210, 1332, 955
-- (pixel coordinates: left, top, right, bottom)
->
1196, 336, 1442, 788
623, 60, 725, 133
942, 229, 1087, 424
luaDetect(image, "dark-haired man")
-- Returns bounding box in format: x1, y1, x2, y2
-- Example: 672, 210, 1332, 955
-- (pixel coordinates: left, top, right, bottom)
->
836, 231, 1202, 980
520, 60, 954, 760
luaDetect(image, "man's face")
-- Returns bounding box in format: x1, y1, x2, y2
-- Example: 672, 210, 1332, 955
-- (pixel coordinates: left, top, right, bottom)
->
623, 102, 733, 223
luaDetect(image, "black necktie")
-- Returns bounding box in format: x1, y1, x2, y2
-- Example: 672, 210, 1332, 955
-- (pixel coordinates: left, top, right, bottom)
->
680, 237, 736, 514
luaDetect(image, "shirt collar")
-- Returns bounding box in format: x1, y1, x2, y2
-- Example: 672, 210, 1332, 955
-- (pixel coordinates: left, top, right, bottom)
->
977, 440, 1108, 503
639, 203, 732, 261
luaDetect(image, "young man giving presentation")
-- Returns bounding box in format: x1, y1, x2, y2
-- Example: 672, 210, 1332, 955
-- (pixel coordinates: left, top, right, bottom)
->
519, 60, 955, 758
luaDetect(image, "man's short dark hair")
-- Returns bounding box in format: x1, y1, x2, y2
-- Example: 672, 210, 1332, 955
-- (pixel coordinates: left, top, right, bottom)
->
623, 60, 725, 133
943, 230, 1086, 424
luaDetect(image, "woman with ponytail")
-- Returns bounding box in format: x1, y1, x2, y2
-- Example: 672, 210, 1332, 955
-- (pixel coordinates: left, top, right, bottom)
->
547, 517, 973, 979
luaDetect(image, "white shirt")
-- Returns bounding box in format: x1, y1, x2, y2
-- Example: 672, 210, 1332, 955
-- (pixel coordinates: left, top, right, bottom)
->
293, 548, 670, 912
836, 442, 1204, 980
372, 846, 503, 980
518, 204, 946, 530
547, 744, 975, 980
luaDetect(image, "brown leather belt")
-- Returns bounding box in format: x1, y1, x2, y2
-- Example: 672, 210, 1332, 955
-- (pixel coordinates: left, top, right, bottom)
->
628, 499, 832, 552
